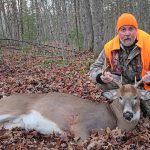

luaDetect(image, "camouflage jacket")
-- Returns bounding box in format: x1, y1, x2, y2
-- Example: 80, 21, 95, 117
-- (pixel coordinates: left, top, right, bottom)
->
90, 43, 142, 84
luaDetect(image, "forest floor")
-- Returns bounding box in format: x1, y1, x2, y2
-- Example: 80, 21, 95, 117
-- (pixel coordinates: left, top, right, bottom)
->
0, 50, 150, 150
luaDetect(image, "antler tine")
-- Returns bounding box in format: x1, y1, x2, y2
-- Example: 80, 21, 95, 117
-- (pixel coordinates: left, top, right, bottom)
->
112, 74, 122, 88
112, 79, 122, 88
135, 76, 137, 85
102, 65, 109, 75
102, 58, 108, 75
121, 74, 123, 84
102, 58, 122, 88
134, 79, 143, 88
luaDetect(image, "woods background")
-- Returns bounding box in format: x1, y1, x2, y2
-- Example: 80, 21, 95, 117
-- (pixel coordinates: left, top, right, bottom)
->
0, 0, 150, 59
1, 1, 150, 148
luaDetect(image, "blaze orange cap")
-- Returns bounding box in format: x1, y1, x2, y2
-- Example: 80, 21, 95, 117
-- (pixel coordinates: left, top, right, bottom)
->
117, 13, 138, 32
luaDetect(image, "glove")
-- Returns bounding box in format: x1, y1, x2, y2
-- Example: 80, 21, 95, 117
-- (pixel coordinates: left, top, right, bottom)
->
142, 71, 150, 84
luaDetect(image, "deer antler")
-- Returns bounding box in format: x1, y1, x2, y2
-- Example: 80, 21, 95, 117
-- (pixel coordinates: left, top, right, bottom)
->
102, 58, 110, 75
102, 65, 110, 75
134, 78, 143, 88
112, 79, 122, 88
102, 58, 122, 88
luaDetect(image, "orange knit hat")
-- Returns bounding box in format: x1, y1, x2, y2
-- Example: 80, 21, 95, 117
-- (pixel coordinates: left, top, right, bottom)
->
117, 13, 138, 32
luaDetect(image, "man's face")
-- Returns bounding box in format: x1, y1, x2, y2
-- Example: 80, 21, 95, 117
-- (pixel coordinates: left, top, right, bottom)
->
118, 25, 137, 47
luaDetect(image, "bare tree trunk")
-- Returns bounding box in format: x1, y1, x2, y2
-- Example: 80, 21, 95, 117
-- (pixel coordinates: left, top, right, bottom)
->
35, 0, 42, 42
18, 0, 24, 40
0, 4, 5, 37
90, 0, 104, 54
81, 0, 94, 51
0, 0, 13, 38
74, 0, 80, 51
11, 0, 20, 40
62, 0, 69, 45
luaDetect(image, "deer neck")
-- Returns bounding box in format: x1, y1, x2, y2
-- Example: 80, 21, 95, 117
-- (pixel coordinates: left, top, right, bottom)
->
110, 101, 140, 131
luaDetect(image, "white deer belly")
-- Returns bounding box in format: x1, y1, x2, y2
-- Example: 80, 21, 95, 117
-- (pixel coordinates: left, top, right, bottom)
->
3, 110, 62, 134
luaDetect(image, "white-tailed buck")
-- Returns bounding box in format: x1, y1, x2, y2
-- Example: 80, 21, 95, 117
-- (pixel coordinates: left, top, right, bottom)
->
0, 79, 150, 140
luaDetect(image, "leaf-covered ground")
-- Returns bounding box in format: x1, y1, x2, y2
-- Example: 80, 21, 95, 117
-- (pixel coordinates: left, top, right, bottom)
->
0, 51, 150, 150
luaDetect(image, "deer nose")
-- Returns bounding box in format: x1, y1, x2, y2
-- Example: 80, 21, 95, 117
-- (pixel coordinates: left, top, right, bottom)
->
123, 111, 133, 121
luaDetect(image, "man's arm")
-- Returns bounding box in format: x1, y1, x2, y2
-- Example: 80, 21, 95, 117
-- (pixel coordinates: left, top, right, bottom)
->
89, 49, 111, 83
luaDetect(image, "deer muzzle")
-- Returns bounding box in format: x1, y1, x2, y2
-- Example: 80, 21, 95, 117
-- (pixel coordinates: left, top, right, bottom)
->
123, 111, 133, 121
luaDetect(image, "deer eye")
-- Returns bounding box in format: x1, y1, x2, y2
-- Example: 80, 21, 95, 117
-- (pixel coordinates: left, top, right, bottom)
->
134, 96, 138, 100
119, 97, 123, 100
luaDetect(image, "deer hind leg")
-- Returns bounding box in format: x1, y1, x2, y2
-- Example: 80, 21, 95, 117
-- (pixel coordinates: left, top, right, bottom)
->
3, 117, 25, 129
0, 114, 12, 122
20, 110, 63, 134
0, 114, 25, 129
0, 111, 63, 134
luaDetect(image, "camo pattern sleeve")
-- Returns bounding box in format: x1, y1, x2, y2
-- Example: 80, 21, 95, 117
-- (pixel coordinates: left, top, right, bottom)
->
89, 49, 110, 83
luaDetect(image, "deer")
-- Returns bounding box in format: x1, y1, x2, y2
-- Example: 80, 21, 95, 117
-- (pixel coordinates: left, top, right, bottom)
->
0, 79, 150, 140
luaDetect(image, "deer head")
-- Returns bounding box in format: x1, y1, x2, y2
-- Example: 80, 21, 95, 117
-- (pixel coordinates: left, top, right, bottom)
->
102, 79, 150, 122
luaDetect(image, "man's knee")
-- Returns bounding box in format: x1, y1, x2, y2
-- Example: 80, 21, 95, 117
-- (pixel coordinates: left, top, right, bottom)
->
97, 83, 118, 91
141, 100, 150, 117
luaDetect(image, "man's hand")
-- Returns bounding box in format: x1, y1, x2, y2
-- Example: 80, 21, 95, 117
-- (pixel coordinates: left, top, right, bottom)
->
142, 71, 150, 84
100, 72, 113, 83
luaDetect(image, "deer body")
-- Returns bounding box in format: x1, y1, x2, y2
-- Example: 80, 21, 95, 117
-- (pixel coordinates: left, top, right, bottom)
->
0, 84, 149, 140
0, 93, 117, 139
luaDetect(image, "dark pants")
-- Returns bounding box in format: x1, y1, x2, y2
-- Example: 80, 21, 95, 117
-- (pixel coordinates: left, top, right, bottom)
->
141, 100, 150, 117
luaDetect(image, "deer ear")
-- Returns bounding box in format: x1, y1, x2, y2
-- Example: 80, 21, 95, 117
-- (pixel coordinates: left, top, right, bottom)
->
102, 90, 118, 100
139, 90, 150, 100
